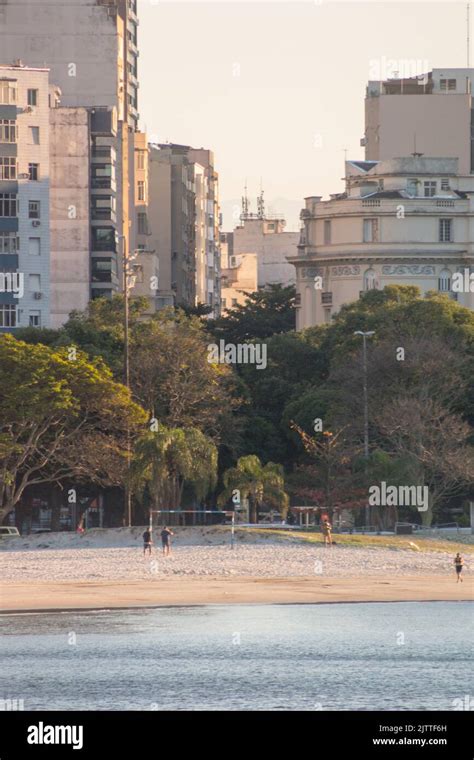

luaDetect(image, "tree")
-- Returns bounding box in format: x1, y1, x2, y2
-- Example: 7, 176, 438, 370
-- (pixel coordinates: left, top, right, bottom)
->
375, 397, 474, 526
218, 454, 289, 523
130, 423, 218, 512
130, 309, 240, 441
0, 334, 147, 524
209, 284, 296, 344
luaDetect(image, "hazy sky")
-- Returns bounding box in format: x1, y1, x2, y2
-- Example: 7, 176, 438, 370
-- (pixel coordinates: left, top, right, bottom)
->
137, 0, 471, 229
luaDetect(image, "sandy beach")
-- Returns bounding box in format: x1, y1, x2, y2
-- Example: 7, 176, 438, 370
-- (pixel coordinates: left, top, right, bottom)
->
1, 526, 472, 611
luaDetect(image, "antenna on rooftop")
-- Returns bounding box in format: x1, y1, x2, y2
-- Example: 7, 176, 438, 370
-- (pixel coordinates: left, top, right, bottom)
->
257, 180, 265, 219
411, 133, 424, 158
241, 180, 249, 220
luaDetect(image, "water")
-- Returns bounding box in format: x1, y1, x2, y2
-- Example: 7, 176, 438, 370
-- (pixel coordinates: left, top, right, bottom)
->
1, 602, 472, 711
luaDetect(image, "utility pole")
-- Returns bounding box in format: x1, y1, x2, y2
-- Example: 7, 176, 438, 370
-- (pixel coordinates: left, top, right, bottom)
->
354, 330, 375, 528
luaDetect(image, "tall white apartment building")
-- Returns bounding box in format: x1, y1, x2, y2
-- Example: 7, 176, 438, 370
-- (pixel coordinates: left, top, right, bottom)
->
0, 64, 51, 330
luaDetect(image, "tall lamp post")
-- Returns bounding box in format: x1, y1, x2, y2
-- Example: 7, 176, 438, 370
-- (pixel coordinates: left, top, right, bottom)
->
354, 330, 375, 528
117, 232, 137, 527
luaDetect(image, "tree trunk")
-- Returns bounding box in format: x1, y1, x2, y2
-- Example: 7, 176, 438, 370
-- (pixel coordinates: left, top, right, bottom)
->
50, 485, 62, 532
249, 495, 258, 524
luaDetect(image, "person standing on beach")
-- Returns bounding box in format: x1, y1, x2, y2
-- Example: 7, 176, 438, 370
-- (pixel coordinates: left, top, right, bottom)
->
142, 529, 153, 556
161, 526, 174, 556
321, 519, 333, 547
454, 553, 464, 582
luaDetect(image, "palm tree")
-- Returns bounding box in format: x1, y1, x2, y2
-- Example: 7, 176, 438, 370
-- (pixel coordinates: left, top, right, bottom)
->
218, 455, 289, 523
130, 423, 218, 514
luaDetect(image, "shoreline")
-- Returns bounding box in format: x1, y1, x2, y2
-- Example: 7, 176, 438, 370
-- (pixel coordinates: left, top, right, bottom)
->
1, 575, 472, 612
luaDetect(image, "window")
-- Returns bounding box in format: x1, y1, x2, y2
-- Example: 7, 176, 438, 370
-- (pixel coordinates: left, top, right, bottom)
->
324, 219, 331, 244
29, 310, 41, 327
407, 178, 418, 197
424, 181, 436, 197
0, 193, 17, 217
27, 89, 38, 106
0, 304, 16, 327
29, 200, 40, 219
439, 218, 453, 242
363, 218, 378, 242
29, 274, 41, 292
0, 120, 17, 143
132, 264, 144, 284
28, 163, 39, 181
440, 179, 450, 192
221, 298, 226, 309
438, 269, 452, 292
137, 151, 145, 170
29, 126, 40, 145
440, 78, 456, 91
0, 233, 19, 254
137, 180, 145, 201
0, 157, 16, 180
92, 227, 116, 251
28, 237, 41, 256
363, 268, 377, 291
137, 212, 148, 235
231, 298, 238, 307
0, 82, 17, 105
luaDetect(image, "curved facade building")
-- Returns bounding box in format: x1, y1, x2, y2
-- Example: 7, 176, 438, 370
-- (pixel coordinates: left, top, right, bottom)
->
289, 157, 474, 329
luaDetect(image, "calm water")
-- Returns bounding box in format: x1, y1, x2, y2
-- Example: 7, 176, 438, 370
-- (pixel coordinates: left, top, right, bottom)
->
1, 602, 472, 711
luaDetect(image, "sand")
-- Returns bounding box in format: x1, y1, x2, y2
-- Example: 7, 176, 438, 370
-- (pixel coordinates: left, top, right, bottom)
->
1, 527, 472, 611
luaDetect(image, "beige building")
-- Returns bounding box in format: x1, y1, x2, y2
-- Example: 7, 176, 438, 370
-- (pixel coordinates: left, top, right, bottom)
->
364, 68, 474, 174
220, 231, 258, 311
146, 143, 221, 315
231, 198, 298, 287
50, 104, 90, 326
291, 157, 474, 329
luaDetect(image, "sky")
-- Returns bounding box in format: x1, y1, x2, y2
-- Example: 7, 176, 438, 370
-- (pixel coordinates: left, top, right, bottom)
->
137, 0, 472, 229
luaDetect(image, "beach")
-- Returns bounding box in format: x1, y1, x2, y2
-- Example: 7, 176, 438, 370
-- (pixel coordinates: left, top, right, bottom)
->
1, 526, 472, 611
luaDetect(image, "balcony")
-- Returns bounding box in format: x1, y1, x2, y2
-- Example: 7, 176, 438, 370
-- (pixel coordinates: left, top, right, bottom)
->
91, 208, 116, 222
362, 198, 381, 207
91, 177, 116, 191
92, 146, 115, 162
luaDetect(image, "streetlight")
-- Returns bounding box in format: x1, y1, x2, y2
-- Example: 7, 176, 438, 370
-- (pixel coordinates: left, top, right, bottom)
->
354, 330, 375, 528
116, 233, 138, 528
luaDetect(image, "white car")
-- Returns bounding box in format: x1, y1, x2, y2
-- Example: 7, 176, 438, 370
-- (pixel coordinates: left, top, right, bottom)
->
0, 526, 20, 538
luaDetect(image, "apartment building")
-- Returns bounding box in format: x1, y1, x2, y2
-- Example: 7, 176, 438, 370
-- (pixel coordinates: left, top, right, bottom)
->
0, 64, 51, 330
0, 0, 141, 291
220, 231, 258, 311
291, 157, 474, 329
232, 213, 298, 288
147, 143, 221, 315
186, 147, 221, 317
364, 68, 474, 174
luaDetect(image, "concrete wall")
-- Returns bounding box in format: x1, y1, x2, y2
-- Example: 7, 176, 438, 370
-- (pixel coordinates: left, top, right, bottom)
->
49, 106, 90, 327
365, 93, 472, 174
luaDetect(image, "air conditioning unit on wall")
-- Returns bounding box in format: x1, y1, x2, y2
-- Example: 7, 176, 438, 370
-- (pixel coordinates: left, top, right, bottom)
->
33, 292, 42, 300
32, 220, 41, 227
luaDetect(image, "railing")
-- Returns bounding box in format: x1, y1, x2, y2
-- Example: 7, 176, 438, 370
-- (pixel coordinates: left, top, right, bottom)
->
436, 200, 455, 207
362, 199, 381, 207
91, 208, 116, 221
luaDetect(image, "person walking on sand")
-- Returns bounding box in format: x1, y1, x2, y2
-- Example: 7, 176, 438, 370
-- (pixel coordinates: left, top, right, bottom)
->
321, 518, 332, 547
454, 553, 464, 582
142, 528, 153, 556
161, 526, 174, 556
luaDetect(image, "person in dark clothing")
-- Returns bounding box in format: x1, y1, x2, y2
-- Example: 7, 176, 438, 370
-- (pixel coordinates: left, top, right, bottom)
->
161, 526, 174, 556
454, 553, 464, 582
143, 529, 153, 556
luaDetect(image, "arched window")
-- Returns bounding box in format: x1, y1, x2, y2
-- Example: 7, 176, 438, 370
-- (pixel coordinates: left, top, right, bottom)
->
363, 268, 377, 291
438, 268, 451, 292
